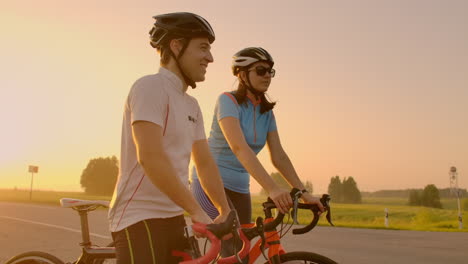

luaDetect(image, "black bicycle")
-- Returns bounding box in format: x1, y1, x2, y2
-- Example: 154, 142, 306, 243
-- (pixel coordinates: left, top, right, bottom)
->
5, 198, 115, 264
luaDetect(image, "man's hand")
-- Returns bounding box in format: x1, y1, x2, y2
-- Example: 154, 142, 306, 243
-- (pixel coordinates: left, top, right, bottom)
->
191, 210, 213, 225
269, 187, 293, 214
213, 210, 230, 224
191, 210, 213, 237
300, 192, 325, 215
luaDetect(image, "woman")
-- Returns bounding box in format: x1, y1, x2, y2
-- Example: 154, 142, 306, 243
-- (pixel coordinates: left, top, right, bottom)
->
191, 47, 324, 226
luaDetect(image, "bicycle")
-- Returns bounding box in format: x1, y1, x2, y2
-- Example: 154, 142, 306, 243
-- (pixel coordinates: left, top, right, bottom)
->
6, 188, 337, 264
4, 198, 245, 264
200, 188, 338, 264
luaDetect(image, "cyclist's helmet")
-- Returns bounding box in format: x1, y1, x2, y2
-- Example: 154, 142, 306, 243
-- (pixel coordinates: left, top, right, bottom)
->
149, 12, 215, 48
232, 47, 274, 76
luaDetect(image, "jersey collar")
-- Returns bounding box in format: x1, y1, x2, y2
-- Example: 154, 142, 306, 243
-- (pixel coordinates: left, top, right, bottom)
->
246, 94, 261, 107
159, 67, 185, 94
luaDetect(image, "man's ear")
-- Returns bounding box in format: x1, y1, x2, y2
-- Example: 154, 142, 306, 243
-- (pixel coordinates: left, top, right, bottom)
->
169, 38, 182, 57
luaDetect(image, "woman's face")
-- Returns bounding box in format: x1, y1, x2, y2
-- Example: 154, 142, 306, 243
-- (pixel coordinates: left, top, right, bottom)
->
242, 61, 274, 93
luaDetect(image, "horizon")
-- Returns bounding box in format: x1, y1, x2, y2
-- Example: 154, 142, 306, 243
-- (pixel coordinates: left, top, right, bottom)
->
1, 0, 467, 195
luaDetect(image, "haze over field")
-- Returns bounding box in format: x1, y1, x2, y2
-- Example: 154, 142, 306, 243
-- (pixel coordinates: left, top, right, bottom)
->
1, 0, 467, 194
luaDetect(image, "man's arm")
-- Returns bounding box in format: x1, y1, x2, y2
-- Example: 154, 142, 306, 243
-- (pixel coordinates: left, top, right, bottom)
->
132, 120, 212, 223
192, 139, 230, 222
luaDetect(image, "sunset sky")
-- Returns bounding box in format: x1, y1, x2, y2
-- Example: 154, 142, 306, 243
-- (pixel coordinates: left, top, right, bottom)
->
1, 0, 467, 194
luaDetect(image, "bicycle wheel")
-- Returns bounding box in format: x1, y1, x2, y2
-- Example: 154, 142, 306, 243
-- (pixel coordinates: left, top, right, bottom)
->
264, 251, 338, 264
5, 251, 64, 264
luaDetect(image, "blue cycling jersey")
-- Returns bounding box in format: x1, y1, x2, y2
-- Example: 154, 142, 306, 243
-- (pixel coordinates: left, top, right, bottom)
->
191, 92, 277, 193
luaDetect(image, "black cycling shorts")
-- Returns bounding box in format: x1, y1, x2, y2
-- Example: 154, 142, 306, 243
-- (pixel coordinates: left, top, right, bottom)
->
112, 214, 189, 264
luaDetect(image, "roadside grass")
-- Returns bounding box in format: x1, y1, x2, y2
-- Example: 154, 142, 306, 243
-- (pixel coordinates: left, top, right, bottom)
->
251, 195, 467, 232
2, 189, 466, 232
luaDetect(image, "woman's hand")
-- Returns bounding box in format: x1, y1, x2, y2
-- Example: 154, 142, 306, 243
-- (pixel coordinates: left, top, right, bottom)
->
269, 187, 293, 214
300, 192, 325, 215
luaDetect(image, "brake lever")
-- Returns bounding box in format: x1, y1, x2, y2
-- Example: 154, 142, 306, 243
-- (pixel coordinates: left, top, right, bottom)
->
320, 194, 334, 226
255, 217, 269, 261
291, 191, 301, 224
289, 188, 304, 224
230, 224, 243, 263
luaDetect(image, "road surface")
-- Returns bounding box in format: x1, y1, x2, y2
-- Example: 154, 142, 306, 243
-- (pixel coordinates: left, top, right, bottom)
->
1, 202, 467, 263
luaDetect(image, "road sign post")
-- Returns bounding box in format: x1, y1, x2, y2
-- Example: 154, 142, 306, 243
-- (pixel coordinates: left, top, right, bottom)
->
28, 165, 39, 200
449, 166, 463, 230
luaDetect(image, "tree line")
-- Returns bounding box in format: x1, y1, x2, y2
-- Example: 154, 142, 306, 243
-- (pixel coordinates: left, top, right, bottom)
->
79, 156, 465, 211
408, 184, 442, 208
362, 188, 467, 198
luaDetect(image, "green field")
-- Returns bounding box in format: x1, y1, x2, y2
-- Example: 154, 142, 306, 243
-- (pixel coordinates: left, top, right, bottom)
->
1, 189, 466, 232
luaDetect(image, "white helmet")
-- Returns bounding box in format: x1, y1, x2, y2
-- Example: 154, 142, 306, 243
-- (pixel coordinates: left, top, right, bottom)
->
231, 47, 274, 76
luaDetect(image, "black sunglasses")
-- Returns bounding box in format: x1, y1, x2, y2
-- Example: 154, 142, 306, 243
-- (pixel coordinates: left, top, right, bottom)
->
249, 66, 276, 77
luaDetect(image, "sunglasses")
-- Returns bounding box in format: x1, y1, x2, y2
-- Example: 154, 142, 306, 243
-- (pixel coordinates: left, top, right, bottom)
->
249, 66, 276, 77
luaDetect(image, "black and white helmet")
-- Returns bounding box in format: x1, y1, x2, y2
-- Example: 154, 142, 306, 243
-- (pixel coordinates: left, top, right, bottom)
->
232, 47, 274, 76
149, 12, 215, 48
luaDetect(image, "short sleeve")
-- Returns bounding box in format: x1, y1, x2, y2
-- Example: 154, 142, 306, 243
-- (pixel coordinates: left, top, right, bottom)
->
128, 76, 168, 127
194, 103, 206, 141
268, 111, 278, 132
217, 93, 239, 121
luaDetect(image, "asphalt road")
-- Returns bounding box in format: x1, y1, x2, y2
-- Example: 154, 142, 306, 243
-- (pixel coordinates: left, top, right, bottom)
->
1, 202, 467, 263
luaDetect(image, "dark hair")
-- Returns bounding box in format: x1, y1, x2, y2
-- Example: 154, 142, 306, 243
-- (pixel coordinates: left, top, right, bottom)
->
158, 38, 189, 66
232, 82, 276, 114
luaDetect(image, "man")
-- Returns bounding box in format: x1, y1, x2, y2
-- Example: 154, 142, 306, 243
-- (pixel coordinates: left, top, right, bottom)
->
108, 12, 230, 264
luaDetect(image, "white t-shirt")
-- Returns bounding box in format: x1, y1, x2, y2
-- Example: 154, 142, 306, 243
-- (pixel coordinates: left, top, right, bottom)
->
108, 67, 206, 232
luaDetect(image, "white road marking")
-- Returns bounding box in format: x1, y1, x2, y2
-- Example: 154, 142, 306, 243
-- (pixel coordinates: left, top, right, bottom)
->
0, 216, 111, 239
0, 202, 58, 210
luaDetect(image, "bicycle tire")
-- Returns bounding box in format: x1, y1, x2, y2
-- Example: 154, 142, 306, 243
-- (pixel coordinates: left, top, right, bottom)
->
264, 251, 338, 264
5, 251, 65, 264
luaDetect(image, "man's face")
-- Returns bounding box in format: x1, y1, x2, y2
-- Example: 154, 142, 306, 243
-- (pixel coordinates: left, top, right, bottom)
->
178, 37, 214, 83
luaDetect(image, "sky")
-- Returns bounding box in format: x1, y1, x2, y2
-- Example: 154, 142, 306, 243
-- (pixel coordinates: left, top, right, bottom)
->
1, 0, 467, 194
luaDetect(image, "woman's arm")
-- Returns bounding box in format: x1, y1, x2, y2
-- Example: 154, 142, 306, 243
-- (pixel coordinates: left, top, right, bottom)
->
219, 117, 292, 213
192, 138, 231, 222
267, 130, 324, 212
267, 130, 303, 188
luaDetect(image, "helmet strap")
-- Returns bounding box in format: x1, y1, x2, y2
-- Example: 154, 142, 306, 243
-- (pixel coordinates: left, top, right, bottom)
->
170, 39, 197, 89
241, 73, 263, 100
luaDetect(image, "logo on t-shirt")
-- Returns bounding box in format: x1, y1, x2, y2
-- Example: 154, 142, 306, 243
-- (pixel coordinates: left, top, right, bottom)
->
188, 115, 197, 123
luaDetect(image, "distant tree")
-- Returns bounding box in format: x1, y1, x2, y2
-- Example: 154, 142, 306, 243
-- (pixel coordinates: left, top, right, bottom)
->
408, 189, 422, 206
260, 172, 290, 196
80, 156, 118, 196
364, 188, 468, 199
328, 176, 343, 203
304, 180, 313, 194
421, 184, 442, 209
260, 172, 313, 196
342, 177, 362, 204
438, 188, 467, 198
